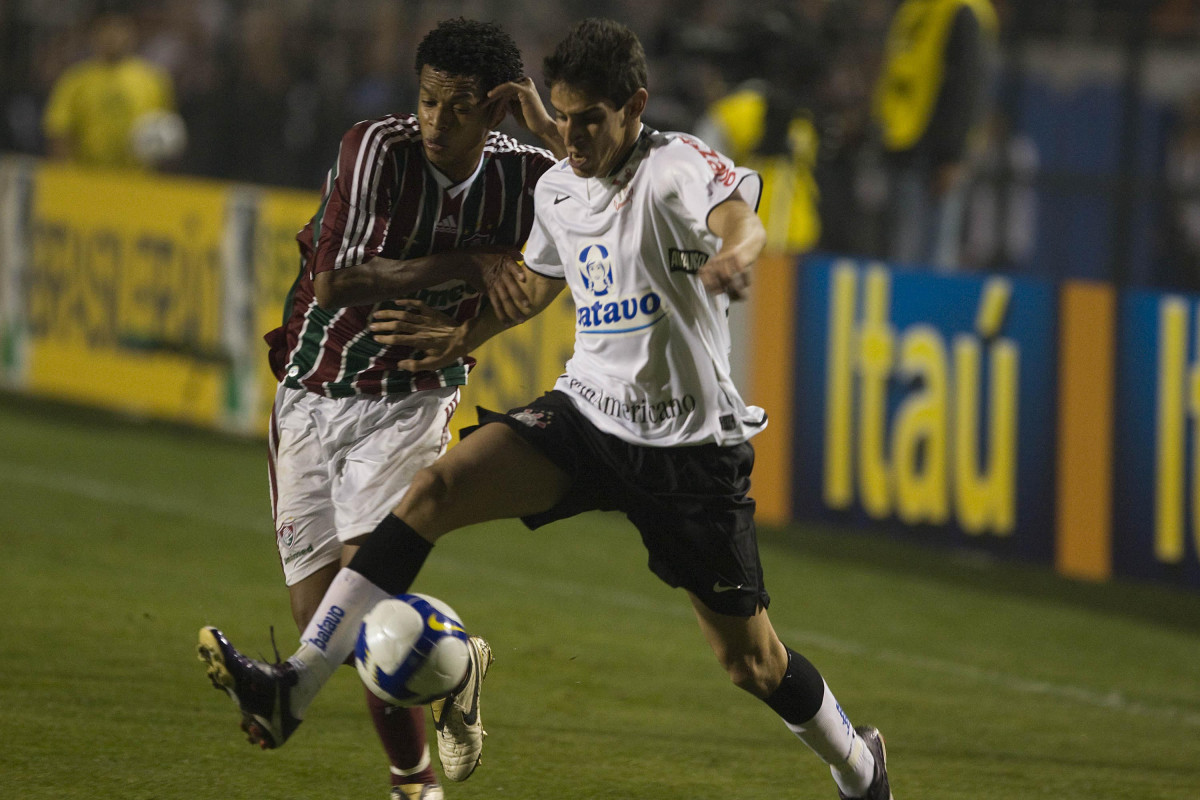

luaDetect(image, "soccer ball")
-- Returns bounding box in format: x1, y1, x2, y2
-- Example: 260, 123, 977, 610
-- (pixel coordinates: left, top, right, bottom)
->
355, 593, 471, 706
129, 110, 187, 167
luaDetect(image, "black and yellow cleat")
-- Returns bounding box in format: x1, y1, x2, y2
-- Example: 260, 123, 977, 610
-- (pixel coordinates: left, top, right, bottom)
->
197, 626, 302, 749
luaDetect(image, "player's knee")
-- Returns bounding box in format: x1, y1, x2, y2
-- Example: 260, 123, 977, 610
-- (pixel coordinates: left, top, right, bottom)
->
399, 463, 458, 520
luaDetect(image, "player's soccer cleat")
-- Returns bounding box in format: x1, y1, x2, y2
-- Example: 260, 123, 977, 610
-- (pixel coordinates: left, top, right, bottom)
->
838, 726, 894, 800
429, 635, 494, 781
197, 626, 301, 749
390, 783, 444, 800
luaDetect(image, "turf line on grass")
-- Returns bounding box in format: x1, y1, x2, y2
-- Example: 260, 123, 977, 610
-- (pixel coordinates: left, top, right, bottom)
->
435, 553, 1200, 729
12, 461, 1198, 729
0, 462, 264, 532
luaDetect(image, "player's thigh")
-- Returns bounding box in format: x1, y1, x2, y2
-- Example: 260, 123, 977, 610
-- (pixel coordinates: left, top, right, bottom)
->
332, 387, 458, 539
398, 421, 571, 537
272, 385, 341, 589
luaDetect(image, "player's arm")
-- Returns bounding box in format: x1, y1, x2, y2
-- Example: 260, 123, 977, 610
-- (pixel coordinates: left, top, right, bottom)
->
700, 196, 767, 301
313, 247, 525, 312
42, 72, 77, 161
310, 119, 532, 321
368, 265, 565, 371
487, 78, 566, 159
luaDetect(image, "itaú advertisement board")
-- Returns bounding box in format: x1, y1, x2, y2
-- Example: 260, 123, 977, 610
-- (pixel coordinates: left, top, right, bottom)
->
1113, 290, 1200, 588
791, 256, 1057, 562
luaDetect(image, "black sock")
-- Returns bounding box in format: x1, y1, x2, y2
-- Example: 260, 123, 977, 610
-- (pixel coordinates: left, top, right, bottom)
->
347, 514, 433, 595
761, 646, 826, 725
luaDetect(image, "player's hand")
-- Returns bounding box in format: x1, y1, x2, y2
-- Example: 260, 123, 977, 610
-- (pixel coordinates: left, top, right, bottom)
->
487, 78, 564, 158
485, 256, 533, 326
699, 254, 752, 301
455, 245, 519, 288
369, 300, 468, 371
452, 248, 532, 325
488, 77, 553, 135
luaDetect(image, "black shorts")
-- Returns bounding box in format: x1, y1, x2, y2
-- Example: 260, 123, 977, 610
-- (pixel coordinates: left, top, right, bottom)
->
464, 391, 769, 617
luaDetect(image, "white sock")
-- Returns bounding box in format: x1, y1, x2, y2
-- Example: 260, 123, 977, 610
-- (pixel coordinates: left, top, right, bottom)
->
289, 568, 389, 717
783, 682, 875, 797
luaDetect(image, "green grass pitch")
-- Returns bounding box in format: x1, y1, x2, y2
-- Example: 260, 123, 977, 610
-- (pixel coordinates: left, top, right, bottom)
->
1, 392, 1199, 799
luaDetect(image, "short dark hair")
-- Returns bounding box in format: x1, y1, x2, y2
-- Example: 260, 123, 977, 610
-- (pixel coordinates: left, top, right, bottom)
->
543, 18, 648, 108
415, 18, 523, 96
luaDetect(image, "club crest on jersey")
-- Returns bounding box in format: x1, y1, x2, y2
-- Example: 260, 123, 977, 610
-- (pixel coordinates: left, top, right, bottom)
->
576, 243, 666, 334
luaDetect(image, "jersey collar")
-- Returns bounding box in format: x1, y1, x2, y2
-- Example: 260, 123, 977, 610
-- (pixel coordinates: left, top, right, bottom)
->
427, 149, 487, 199
577, 126, 656, 211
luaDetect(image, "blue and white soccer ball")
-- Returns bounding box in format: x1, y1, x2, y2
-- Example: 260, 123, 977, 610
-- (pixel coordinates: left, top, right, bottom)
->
355, 593, 471, 706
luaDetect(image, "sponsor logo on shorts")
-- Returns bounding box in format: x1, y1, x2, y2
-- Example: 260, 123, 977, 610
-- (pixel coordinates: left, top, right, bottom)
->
511, 409, 552, 428
306, 605, 346, 652
565, 376, 696, 426
282, 544, 313, 565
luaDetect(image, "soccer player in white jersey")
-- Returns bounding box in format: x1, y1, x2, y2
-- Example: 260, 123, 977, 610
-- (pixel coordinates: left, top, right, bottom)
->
198, 18, 893, 800
204, 18, 564, 800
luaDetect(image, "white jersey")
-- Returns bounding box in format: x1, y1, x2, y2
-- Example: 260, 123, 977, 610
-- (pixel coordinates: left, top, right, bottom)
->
524, 127, 767, 447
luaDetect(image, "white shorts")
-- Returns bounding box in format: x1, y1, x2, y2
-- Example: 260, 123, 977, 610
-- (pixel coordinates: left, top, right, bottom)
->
269, 383, 459, 586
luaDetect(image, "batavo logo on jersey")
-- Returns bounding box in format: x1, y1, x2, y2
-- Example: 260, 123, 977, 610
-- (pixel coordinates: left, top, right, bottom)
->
576, 243, 665, 334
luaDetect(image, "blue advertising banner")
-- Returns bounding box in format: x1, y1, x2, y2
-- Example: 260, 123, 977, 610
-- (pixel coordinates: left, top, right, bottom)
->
1113, 291, 1200, 589
792, 256, 1057, 563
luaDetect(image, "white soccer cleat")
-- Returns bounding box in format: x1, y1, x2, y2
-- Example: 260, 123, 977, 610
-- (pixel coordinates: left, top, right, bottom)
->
430, 635, 494, 781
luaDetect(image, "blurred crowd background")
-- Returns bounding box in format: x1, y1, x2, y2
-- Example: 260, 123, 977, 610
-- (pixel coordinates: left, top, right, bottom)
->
5, 0, 1200, 289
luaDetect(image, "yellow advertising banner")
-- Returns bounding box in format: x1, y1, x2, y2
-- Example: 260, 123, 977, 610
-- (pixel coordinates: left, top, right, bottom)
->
26, 164, 230, 424
252, 187, 320, 427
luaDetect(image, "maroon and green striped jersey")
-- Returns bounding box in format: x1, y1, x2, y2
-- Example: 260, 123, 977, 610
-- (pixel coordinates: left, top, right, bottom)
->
266, 113, 556, 397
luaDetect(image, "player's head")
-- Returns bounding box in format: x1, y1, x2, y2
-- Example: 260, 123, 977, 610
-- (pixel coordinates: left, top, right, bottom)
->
414, 18, 524, 181
544, 18, 649, 179
90, 13, 138, 63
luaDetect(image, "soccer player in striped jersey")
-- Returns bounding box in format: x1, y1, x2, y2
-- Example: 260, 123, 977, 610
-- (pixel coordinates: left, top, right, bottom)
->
233, 18, 563, 800
199, 17, 893, 800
